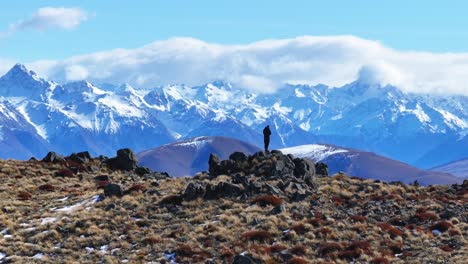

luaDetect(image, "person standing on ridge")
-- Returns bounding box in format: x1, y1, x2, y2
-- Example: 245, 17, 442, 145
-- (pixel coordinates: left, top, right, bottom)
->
263, 125, 271, 153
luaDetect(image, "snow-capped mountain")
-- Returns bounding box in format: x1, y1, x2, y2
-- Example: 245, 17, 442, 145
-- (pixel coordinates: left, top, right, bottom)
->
280, 144, 462, 185
0, 63, 467, 170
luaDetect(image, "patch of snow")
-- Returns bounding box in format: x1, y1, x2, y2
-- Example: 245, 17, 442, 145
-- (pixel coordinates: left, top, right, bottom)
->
100, 245, 109, 254
175, 137, 213, 149
0, 252, 6, 260
435, 108, 468, 129
32, 253, 44, 259
331, 113, 342, 120
24, 227, 36, 232
295, 88, 305, 98
85, 247, 94, 253
272, 102, 292, 115
98, 95, 144, 118
41, 217, 57, 225
0, 229, 8, 235
57, 196, 69, 202
16, 103, 48, 139
52, 195, 101, 213
280, 144, 348, 161
299, 121, 310, 131
398, 103, 431, 123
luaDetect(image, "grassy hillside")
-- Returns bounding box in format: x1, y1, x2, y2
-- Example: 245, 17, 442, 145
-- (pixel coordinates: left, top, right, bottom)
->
0, 151, 466, 263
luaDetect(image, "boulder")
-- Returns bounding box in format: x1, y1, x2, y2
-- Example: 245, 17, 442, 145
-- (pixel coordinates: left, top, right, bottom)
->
182, 182, 206, 201
67, 151, 92, 164
315, 162, 329, 176
271, 154, 295, 179
204, 182, 243, 199
107, 148, 138, 171
42, 152, 65, 163
94, 175, 110, 182
293, 158, 316, 179
232, 254, 262, 264
229, 152, 247, 163
268, 204, 285, 215
135, 166, 151, 176
104, 184, 123, 197
208, 153, 221, 177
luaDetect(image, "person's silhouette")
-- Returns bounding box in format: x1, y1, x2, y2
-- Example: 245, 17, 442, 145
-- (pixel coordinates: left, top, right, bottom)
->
263, 125, 271, 153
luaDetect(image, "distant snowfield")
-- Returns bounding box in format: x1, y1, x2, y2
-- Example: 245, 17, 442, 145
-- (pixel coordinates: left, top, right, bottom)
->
174, 136, 213, 150
280, 144, 348, 161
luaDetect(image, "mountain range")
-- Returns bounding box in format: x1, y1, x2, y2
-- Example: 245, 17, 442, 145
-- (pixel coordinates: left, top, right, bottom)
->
0, 63, 467, 171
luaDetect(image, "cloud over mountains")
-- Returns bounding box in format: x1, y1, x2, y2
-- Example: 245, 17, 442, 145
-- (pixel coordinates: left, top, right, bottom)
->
8, 35, 468, 95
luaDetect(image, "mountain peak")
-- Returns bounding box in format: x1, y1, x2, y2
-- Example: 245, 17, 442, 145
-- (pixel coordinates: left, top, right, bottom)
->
4, 63, 38, 79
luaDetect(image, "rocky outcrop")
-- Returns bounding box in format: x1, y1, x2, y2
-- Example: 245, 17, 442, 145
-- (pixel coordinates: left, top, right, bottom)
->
42, 152, 65, 163
209, 150, 318, 181
107, 148, 139, 171
315, 162, 329, 176
181, 151, 323, 202
67, 151, 92, 164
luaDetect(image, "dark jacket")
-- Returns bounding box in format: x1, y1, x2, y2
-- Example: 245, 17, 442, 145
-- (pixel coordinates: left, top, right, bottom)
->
263, 126, 271, 139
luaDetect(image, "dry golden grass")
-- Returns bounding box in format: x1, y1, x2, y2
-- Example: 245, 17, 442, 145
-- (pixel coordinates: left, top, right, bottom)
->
0, 158, 466, 263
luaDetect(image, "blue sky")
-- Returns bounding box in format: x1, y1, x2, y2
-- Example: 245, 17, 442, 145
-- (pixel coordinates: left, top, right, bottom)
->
1, 1, 468, 96
1, 0, 468, 61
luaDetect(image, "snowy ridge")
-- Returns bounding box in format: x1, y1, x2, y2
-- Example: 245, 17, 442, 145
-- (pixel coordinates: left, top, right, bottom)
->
280, 144, 349, 161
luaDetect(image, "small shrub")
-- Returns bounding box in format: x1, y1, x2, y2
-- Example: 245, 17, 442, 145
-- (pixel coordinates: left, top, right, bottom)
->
143, 236, 161, 245
289, 245, 307, 256
306, 217, 322, 227
241, 230, 273, 242
250, 244, 270, 255
38, 184, 56, 192
55, 168, 74, 177
126, 184, 147, 194
331, 196, 345, 205
370, 257, 390, 264
316, 227, 332, 237
290, 223, 308, 235
448, 229, 461, 236
288, 257, 308, 264
175, 244, 211, 259
378, 222, 404, 238
18, 191, 32, 200
159, 195, 183, 205
439, 245, 453, 252
350, 215, 367, 223
347, 240, 371, 253
381, 239, 402, 254
431, 221, 454, 232
220, 247, 234, 259
414, 212, 438, 221
336, 249, 362, 260
269, 244, 287, 253
252, 195, 283, 207
370, 194, 386, 201
318, 242, 342, 256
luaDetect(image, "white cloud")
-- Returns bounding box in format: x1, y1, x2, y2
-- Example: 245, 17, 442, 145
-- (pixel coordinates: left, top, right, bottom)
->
5, 7, 88, 35
65, 64, 89, 80
12, 35, 468, 96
